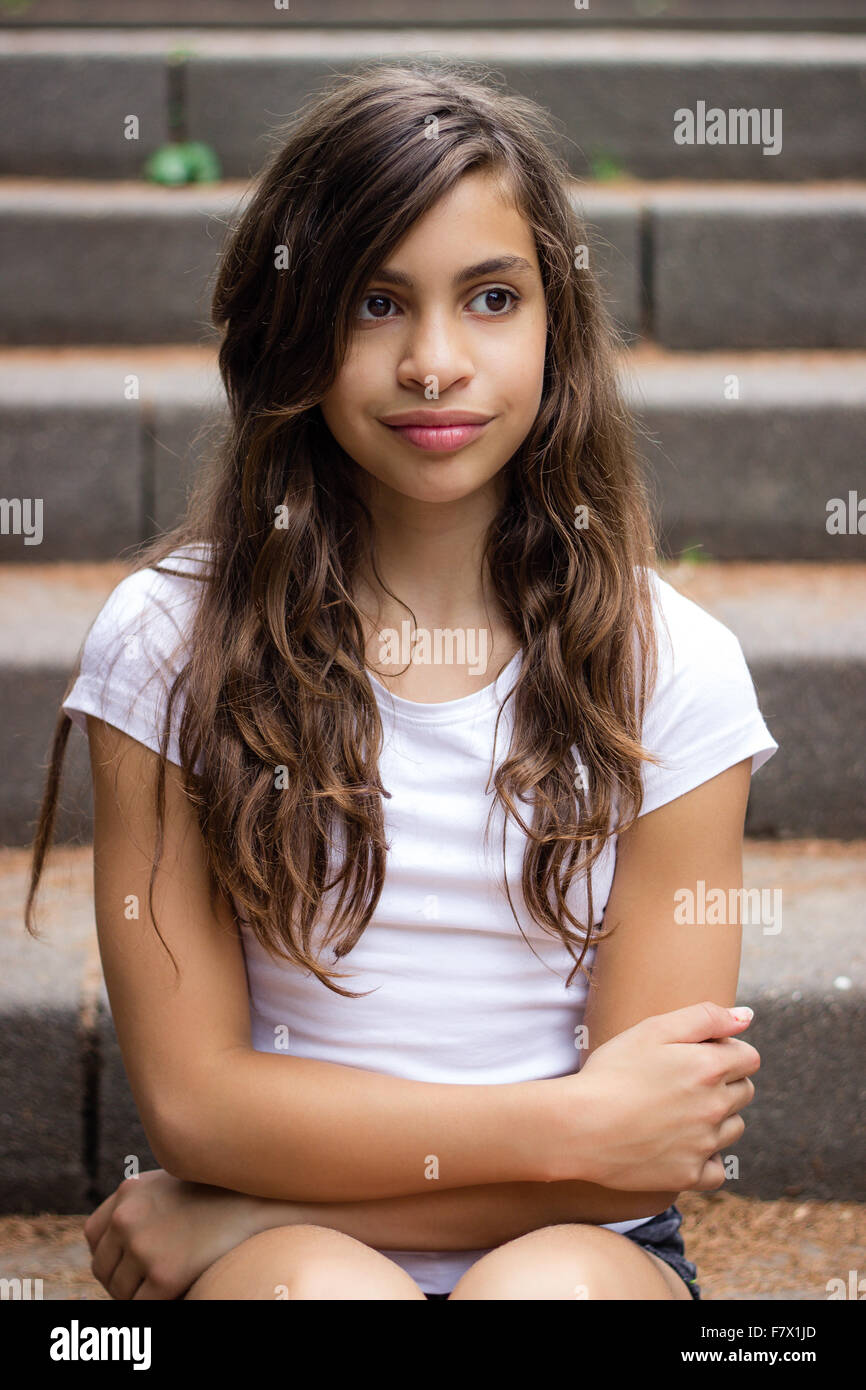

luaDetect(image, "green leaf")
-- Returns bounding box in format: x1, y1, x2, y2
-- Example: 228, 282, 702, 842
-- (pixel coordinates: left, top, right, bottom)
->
142, 141, 221, 186
588, 150, 628, 182
178, 141, 222, 182
142, 144, 193, 186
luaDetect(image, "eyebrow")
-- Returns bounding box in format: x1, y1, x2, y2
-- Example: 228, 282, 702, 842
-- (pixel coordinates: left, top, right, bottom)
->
370, 255, 535, 289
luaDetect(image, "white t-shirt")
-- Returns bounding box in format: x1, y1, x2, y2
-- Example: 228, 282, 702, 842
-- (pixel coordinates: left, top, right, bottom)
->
62, 543, 778, 1295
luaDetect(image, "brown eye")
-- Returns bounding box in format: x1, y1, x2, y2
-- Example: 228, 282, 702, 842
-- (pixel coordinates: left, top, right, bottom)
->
468, 287, 519, 315
358, 295, 395, 320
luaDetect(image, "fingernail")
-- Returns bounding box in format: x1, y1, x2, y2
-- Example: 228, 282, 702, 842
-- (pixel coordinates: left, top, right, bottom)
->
730, 1006, 754, 1023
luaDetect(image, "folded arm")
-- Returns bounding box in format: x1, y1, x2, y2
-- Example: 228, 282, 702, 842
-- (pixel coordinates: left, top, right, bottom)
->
224, 1178, 669, 1252
88, 715, 748, 1239
229, 755, 753, 1248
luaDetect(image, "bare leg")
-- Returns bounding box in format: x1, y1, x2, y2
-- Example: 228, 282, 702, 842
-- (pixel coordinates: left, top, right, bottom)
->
447, 1223, 693, 1300
184, 1223, 428, 1300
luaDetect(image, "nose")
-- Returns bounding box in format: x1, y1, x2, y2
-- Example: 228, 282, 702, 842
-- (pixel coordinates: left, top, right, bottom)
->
395, 306, 475, 394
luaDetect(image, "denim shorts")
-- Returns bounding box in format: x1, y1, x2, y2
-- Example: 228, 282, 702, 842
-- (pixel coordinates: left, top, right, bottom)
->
423, 1203, 700, 1300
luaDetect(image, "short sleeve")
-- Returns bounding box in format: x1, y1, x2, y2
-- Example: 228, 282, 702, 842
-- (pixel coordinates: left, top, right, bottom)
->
636, 570, 779, 819
62, 546, 209, 770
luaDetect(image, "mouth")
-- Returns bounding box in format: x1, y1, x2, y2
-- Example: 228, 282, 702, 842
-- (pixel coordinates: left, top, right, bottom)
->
381, 419, 493, 453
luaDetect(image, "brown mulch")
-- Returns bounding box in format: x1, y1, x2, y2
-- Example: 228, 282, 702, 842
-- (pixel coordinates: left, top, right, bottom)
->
1, 1193, 863, 1301
678, 1190, 865, 1300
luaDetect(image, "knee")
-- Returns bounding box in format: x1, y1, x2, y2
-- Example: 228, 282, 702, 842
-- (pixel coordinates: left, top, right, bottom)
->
449, 1224, 639, 1301
186, 1223, 425, 1301
281, 1226, 426, 1300
281, 1225, 372, 1299
185, 1224, 359, 1301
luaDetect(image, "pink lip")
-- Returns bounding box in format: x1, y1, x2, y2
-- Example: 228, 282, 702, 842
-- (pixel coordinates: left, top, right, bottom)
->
384, 421, 491, 452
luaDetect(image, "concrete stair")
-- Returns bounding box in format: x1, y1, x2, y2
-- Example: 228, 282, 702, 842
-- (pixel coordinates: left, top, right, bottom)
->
1, 3, 864, 1228
2, 27, 864, 181
3, 0, 865, 31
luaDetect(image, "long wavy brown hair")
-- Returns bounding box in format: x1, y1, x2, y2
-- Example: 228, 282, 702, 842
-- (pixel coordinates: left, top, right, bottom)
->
25, 58, 666, 998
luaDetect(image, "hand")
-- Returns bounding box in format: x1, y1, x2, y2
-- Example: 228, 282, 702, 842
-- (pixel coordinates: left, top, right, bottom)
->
83, 1168, 269, 1300
549, 1001, 760, 1192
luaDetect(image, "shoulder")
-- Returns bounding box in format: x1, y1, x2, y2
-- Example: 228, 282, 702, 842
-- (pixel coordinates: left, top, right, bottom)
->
63, 543, 214, 767
632, 566, 778, 818
638, 565, 761, 724
643, 565, 745, 678
83, 542, 213, 675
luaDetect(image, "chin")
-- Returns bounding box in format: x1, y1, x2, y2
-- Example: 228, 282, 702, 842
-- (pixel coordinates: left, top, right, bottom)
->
395, 473, 493, 504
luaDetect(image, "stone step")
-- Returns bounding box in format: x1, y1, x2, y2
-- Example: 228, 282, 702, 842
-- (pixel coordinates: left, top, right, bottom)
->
1, 28, 863, 182
1, 841, 863, 1212
1, 177, 863, 350
1, 344, 863, 561
3, 1, 863, 33
0, 557, 863, 844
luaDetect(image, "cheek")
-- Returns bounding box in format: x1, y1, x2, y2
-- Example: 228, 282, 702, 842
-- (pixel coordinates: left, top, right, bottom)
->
320, 362, 368, 433
503, 337, 546, 419
498, 313, 546, 385
336, 350, 391, 413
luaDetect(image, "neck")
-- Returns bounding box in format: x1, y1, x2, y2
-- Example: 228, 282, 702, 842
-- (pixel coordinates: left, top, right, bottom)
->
353, 471, 508, 628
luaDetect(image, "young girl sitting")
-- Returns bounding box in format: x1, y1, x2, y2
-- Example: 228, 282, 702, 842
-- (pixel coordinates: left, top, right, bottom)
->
26, 59, 775, 1301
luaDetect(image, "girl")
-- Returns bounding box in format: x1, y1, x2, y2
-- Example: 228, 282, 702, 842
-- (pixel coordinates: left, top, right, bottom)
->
25, 59, 776, 1301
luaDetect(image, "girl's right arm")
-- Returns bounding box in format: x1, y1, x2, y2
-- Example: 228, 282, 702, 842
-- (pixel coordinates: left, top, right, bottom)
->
87, 716, 557, 1203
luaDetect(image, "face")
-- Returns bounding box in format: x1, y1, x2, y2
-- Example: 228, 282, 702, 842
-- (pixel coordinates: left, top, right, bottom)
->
318, 168, 548, 508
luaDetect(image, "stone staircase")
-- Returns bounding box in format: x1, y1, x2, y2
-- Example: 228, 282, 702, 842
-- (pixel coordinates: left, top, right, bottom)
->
1, 3, 864, 1228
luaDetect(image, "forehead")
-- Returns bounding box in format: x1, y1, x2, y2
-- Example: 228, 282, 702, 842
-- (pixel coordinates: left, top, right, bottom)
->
385, 168, 537, 268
